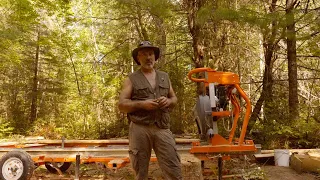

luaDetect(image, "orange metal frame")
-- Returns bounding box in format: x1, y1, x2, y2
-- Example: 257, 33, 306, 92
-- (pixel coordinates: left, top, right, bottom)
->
188, 68, 256, 154
31, 156, 158, 170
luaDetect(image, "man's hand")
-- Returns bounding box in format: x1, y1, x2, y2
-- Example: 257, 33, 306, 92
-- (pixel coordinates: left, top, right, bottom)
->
141, 99, 159, 110
155, 96, 171, 109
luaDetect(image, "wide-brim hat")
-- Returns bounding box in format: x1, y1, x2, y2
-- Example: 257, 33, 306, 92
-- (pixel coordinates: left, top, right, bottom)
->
132, 41, 160, 65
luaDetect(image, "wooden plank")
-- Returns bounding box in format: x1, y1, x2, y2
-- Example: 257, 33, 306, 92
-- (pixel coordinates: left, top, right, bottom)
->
254, 153, 274, 158
0, 142, 18, 148
0, 138, 200, 147
261, 149, 318, 154
308, 151, 320, 160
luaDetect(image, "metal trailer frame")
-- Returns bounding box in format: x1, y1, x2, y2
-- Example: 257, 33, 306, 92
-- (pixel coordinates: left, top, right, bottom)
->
0, 139, 196, 170
0, 139, 198, 179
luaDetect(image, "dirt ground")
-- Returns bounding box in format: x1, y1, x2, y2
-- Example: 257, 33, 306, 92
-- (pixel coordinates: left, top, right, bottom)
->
262, 165, 318, 180
31, 161, 319, 180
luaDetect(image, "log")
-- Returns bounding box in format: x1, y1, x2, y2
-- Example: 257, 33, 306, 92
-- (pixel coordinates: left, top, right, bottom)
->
290, 153, 320, 174
181, 154, 203, 180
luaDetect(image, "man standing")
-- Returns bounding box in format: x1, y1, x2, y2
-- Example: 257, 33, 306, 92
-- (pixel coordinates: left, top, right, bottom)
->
118, 41, 182, 180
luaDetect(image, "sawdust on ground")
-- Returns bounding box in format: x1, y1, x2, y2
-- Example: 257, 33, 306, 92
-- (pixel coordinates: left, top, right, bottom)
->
261, 165, 318, 180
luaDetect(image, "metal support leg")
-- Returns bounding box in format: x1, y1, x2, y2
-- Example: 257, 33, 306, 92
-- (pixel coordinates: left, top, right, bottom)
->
201, 160, 204, 169
218, 156, 223, 180
75, 154, 80, 180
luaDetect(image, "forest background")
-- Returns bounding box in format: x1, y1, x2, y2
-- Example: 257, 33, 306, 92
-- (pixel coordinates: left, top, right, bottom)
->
0, 0, 319, 149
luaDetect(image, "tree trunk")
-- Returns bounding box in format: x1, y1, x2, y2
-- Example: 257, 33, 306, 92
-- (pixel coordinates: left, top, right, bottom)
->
136, 4, 149, 40
184, 0, 206, 94
29, 30, 40, 123
247, 0, 278, 133
248, 42, 275, 133
67, 48, 81, 96
153, 16, 167, 67
173, 36, 184, 133
286, 0, 299, 121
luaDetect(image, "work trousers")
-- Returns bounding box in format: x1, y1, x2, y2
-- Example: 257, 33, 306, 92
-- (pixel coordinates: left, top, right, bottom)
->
129, 122, 182, 180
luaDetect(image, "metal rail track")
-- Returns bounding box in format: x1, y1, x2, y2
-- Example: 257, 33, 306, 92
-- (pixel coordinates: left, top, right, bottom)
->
0, 145, 193, 160
0, 139, 196, 164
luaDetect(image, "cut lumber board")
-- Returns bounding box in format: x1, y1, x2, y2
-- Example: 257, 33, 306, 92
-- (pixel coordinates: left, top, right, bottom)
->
254, 153, 274, 158
308, 150, 320, 160
0, 138, 199, 148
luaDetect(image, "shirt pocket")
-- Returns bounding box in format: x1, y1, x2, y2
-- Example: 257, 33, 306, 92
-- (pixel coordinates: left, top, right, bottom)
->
159, 81, 169, 97
135, 84, 150, 99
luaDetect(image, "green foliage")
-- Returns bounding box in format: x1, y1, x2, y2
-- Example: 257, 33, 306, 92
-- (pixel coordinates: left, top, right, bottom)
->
0, 119, 14, 138
30, 118, 62, 139
199, 5, 286, 31
251, 82, 320, 149
142, 0, 173, 18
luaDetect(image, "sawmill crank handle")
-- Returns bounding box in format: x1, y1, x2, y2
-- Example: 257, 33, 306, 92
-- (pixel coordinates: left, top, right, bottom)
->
187, 68, 215, 83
